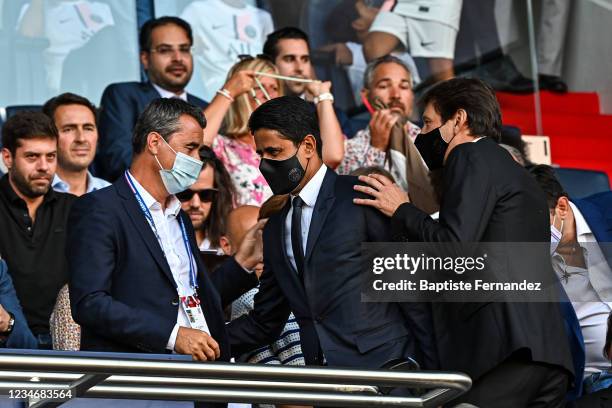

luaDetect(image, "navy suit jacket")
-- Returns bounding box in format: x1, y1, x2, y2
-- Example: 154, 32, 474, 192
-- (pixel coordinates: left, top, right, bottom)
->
227, 168, 438, 369
67, 176, 257, 357
574, 191, 612, 266
96, 82, 208, 182
0, 260, 37, 349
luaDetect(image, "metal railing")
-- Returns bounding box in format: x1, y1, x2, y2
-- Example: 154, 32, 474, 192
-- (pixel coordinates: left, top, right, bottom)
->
0, 351, 471, 407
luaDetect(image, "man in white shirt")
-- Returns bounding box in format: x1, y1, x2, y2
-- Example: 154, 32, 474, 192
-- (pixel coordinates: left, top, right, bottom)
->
531, 164, 612, 378
68, 98, 263, 368
42, 92, 110, 196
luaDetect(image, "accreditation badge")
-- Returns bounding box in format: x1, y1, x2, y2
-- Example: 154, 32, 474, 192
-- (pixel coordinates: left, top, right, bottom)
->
180, 294, 210, 334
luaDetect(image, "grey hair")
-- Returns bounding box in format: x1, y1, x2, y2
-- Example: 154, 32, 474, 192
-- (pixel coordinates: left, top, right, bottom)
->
363, 55, 413, 90
132, 98, 206, 155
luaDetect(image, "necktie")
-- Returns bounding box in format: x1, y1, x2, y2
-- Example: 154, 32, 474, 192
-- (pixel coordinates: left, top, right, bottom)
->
291, 196, 305, 276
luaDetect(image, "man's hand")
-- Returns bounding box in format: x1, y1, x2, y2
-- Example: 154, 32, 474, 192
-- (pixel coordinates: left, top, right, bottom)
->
174, 327, 220, 361
305, 80, 332, 98
235, 219, 268, 271
353, 174, 410, 217
369, 109, 399, 150
223, 70, 256, 99
254, 262, 264, 279
0, 305, 10, 332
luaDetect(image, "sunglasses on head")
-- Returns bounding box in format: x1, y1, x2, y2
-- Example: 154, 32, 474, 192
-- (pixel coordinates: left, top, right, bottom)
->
176, 188, 218, 203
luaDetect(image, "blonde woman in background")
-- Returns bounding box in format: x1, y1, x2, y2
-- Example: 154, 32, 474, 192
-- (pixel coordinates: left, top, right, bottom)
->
203, 56, 344, 206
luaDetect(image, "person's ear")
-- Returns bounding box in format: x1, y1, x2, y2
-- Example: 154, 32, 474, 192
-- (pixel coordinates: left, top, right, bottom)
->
555, 196, 570, 220
140, 51, 150, 70
146, 132, 163, 155
1, 148, 13, 171
301, 135, 317, 159
219, 236, 232, 256
454, 109, 468, 133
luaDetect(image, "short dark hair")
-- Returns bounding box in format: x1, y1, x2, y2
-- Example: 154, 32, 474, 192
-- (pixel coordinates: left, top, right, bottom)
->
263, 27, 310, 61
132, 98, 206, 155
42, 92, 97, 124
248, 96, 322, 157
528, 164, 569, 209
421, 78, 502, 141
1, 111, 58, 155
139, 16, 193, 52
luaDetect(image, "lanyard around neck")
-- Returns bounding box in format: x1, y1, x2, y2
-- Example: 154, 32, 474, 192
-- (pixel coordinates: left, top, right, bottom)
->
124, 171, 198, 289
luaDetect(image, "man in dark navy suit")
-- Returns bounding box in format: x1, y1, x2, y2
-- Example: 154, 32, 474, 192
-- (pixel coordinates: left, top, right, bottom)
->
68, 98, 261, 364
96, 17, 207, 182
227, 96, 437, 370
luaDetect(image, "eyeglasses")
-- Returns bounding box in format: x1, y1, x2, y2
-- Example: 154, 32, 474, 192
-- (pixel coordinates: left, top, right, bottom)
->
237, 53, 273, 63
149, 45, 192, 57
176, 188, 218, 203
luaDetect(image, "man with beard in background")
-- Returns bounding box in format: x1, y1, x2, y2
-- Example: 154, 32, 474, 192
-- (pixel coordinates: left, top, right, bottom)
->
96, 16, 208, 182
0, 112, 76, 349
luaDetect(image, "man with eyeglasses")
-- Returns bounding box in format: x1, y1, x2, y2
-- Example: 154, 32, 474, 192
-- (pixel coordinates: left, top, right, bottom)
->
96, 17, 208, 183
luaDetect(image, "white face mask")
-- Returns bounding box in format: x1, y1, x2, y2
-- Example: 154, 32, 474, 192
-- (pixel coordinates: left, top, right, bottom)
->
550, 214, 564, 255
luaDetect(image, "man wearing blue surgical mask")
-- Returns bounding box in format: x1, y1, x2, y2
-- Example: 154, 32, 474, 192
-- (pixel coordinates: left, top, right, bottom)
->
67, 98, 263, 374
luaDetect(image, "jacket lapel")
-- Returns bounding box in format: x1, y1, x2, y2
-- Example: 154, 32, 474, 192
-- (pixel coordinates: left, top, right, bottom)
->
305, 170, 336, 262
116, 176, 177, 288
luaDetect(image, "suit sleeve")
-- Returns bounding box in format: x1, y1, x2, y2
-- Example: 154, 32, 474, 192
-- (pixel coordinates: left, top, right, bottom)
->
68, 194, 175, 353
210, 257, 258, 308
391, 145, 495, 243
226, 227, 290, 357
362, 201, 440, 369
0, 261, 38, 349
97, 85, 136, 182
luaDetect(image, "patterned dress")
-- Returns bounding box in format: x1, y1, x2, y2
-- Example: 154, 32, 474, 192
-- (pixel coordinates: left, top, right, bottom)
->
213, 134, 273, 207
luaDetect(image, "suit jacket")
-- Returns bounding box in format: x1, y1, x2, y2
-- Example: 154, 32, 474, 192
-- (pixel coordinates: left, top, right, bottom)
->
228, 168, 438, 369
391, 137, 575, 381
574, 191, 612, 268
0, 260, 37, 349
67, 176, 257, 357
95, 81, 208, 182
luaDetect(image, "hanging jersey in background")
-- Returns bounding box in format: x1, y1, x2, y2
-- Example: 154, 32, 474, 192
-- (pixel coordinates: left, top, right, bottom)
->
181, 0, 274, 101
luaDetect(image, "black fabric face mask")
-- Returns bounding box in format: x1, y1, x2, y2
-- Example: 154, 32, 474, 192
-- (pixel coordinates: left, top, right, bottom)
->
259, 149, 306, 195
414, 126, 449, 171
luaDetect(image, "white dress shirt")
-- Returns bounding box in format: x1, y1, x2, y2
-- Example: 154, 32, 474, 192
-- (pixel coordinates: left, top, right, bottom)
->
552, 201, 612, 376
127, 172, 210, 351
152, 83, 188, 101
284, 165, 327, 272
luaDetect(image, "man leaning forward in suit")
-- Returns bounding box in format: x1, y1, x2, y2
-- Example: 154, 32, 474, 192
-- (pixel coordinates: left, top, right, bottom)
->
68, 98, 262, 362
227, 96, 437, 373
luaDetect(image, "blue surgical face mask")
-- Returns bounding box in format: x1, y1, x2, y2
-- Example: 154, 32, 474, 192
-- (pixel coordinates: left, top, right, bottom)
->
154, 137, 203, 195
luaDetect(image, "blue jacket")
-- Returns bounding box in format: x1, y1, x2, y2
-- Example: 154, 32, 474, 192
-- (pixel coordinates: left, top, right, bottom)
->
0, 260, 37, 349
95, 81, 208, 182
67, 175, 257, 356
574, 191, 612, 266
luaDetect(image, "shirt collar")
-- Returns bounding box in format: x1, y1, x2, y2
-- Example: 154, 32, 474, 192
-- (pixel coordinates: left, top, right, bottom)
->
152, 83, 187, 101
569, 201, 592, 239
293, 164, 327, 208
126, 171, 181, 217
53, 172, 109, 194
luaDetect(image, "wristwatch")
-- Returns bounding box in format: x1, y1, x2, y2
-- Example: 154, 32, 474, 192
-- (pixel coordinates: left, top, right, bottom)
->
314, 92, 334, 105
0, 312, 15, 336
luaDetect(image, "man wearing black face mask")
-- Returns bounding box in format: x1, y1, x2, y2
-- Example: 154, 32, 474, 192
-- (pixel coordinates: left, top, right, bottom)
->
227, 96, 438, 372
355, 78, 575, 406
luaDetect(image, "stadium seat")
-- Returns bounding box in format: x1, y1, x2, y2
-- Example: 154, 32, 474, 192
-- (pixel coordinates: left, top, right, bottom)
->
5, 105, 43, 118
554, 168, 611, 199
